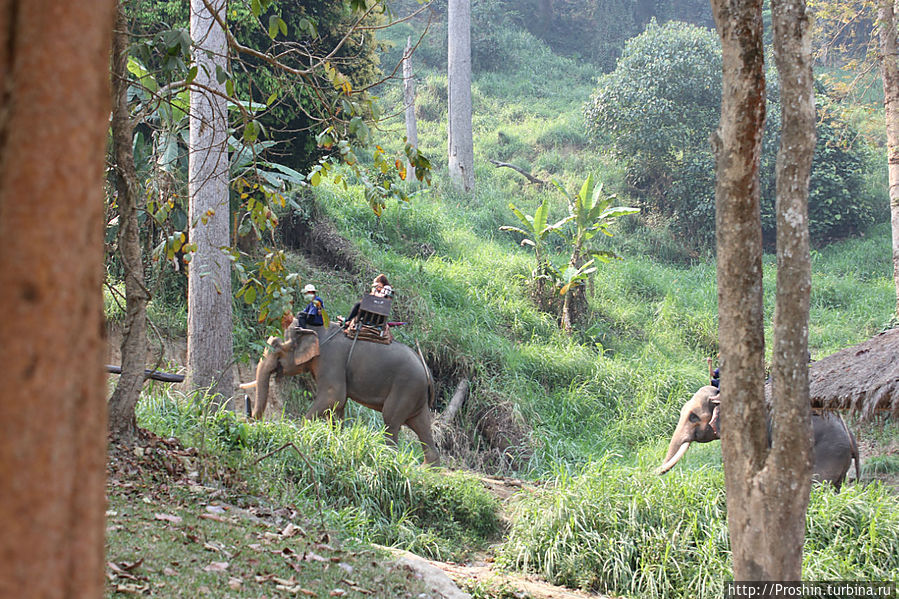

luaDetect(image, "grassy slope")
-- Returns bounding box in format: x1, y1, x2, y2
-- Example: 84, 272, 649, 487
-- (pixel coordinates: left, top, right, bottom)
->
297, 20, 896, 471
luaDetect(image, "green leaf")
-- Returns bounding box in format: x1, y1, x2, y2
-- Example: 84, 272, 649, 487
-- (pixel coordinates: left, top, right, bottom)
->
268, 14, 280, 39
215, 64, 229, 85
244, 285, 257, 305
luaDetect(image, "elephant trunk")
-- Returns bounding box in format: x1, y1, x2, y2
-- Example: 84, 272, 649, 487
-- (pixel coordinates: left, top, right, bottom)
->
252, 356, 276, 419
656, 435, 692, 475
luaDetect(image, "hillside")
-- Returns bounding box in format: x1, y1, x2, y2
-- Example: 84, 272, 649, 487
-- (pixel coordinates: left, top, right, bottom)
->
105, 13, 899, 599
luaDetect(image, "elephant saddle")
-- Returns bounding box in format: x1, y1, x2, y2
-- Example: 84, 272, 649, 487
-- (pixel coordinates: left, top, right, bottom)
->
343, 320, 393, 345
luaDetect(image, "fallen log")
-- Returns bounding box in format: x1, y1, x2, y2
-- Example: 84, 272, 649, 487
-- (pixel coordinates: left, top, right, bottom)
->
440, 378, 470, 423
105, 364, 185, 383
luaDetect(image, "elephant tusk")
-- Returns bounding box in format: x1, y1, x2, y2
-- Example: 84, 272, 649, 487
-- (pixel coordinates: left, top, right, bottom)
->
656, 441, 691, 475
239, 380, 257, 390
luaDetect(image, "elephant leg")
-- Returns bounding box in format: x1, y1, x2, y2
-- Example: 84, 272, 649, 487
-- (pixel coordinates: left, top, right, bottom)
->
405, 409, 440, 466
383, 419, 401, 447
306, 382, 347, 421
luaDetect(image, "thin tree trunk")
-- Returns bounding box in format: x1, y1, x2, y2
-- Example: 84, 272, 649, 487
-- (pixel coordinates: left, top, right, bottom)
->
879, 0, 899, 317
403, 36, 419, 182
709, 0, 770, 581
188, 0, 233, 404
0, 0, 113, 596
448, 0, 475, 193
109, 0, 151, 443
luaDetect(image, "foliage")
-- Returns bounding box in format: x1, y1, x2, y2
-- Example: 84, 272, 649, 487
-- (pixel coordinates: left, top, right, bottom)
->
497, 459, 899, 598
500, 175, 637, 329
137, 387, 501, 560
499, 198, 571, 300
552, 174, 638, 295
584, 20, 882, 248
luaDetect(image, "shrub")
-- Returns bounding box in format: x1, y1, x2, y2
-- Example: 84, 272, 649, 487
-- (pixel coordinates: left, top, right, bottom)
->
585, 20, 881, 249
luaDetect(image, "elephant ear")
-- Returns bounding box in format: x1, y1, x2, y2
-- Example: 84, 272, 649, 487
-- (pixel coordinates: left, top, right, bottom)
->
293, 330, 320, 366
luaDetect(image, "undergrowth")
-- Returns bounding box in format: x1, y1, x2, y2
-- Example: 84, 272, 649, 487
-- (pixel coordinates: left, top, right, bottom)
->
136, 387, 501, 561
497, 458, 899, 598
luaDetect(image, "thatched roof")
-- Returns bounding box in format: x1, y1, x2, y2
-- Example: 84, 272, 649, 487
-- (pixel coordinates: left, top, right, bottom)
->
808, 327, 899, 419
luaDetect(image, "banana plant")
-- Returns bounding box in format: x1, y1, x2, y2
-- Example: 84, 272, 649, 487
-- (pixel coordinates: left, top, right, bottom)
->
500, 199, 572, 295
554, 174, 639, 331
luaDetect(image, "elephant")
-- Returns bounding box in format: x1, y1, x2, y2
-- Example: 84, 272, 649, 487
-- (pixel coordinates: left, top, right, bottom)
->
240, 322, 440, 465
657, 385, 859, 490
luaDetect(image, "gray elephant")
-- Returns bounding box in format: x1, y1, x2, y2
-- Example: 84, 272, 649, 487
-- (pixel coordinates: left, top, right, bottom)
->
657, 385, 859, 490
241, 323, 439, 465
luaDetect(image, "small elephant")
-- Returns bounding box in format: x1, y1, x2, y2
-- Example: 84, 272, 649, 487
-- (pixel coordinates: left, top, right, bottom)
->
241, 323, 439, 465
657, 385, 859, 490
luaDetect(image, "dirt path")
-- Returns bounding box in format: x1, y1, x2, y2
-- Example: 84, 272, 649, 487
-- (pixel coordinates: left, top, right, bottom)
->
408, 474, 607, 599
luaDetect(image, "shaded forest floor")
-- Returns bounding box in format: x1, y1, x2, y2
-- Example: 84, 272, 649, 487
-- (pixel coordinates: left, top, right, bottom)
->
104, 433, 610, 599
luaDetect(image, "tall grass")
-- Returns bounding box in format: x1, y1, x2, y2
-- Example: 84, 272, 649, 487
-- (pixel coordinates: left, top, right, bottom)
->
136, 387, 501, 560
497, 459, 899, 598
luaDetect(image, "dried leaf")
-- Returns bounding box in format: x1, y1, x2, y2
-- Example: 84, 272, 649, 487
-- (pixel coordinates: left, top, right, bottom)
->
303, 551, 328, 562
199, 513, 226, 523
228, 577, 242, 590
329, 589, 347, 597
154, 513, 182, 524
281, 522, 299, 537
203, 561, 229, 572
162, 567, 177, 576
205, 504, 227, 514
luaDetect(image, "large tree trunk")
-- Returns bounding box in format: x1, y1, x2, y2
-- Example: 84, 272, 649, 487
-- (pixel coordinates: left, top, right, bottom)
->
879, 0, 899, 317
447, 0, 475, 193
403, 36, 419, 182
709, 0, 770, 581
109, 0, 151, 443
0, 1, 113, 596
711, 0, 816, 581
188, 0, 233, 404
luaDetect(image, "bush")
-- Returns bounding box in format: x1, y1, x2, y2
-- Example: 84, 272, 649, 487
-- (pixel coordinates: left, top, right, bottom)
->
585, 20, 881, 249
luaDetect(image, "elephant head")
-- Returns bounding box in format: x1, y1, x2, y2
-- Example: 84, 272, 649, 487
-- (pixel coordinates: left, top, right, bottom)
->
242, 328, 320, 419
656, 385, 720, 474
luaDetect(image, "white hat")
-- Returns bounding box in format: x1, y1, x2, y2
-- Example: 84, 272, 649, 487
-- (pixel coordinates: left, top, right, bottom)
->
302, 283, 316, 293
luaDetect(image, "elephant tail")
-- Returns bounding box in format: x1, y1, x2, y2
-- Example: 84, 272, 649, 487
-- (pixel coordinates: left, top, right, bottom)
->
850, 428, 861, 482
415, 340, 435, 410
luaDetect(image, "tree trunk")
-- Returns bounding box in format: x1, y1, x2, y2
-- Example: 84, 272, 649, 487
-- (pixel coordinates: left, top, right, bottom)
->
403, 36, 419, 182
711, 0, 816, 581
0, 1, 113, 596
768, 0, 816, 576
109, 0, 151, 444
448, 0, 475, 194
709, 0, 770, 581
188, 0, 233, 405
879, 0, 899, 317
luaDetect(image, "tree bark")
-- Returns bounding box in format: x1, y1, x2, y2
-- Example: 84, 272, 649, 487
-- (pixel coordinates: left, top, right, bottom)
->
879, 0, 899, 317
711, 0, 816, 581
0, 1, 113, 596
403, 36, 419, 182
188, 0, 233, 404
448, 0, 475, 193
768, 0, 816, 577
709, 0, 769, 581
109, 0, 151, 443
